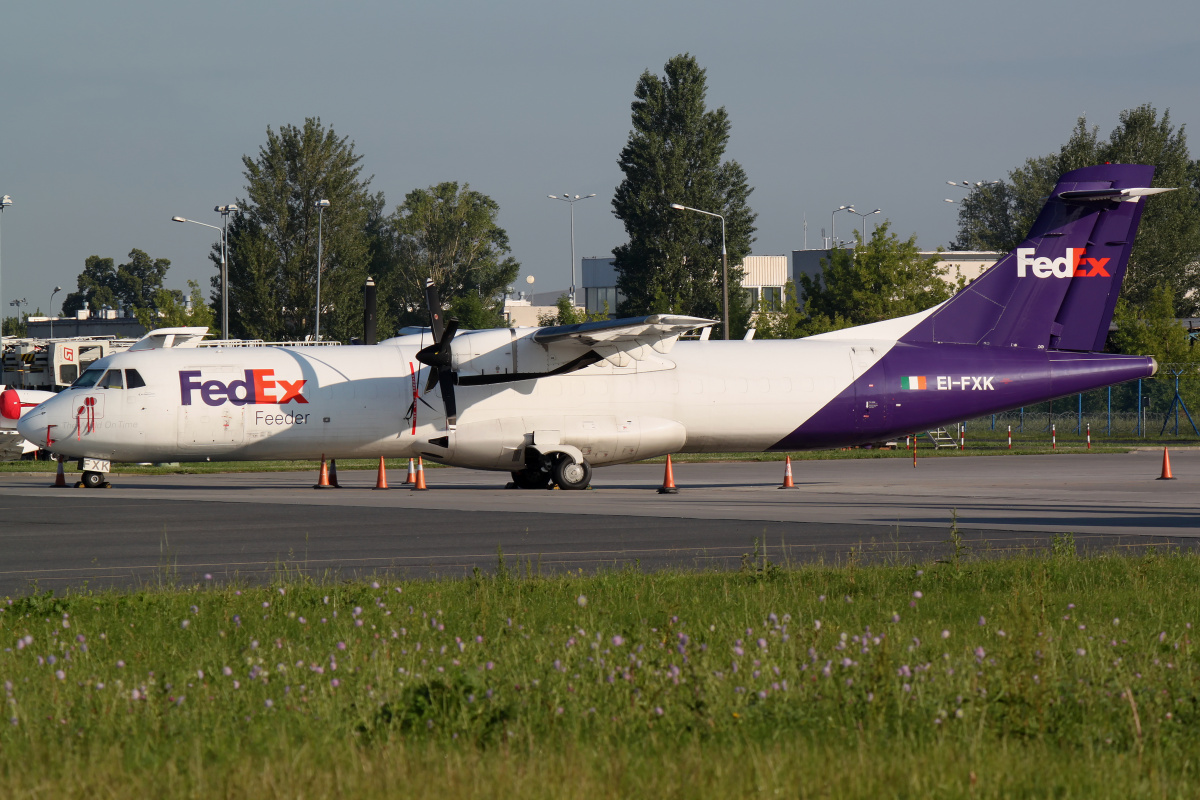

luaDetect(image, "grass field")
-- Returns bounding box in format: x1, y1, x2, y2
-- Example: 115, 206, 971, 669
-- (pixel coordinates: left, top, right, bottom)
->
4, 545, 1200, 798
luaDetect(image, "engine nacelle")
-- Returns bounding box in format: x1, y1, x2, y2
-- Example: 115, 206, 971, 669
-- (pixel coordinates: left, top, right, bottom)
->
450, 328, 593, 380
450, 414, 687, 470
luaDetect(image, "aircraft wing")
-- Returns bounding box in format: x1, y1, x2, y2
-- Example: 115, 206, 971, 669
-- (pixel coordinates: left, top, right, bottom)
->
532, 315, 716, 366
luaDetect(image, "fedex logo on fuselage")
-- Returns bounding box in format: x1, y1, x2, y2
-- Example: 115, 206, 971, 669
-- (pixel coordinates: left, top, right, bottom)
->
180, 370, 308, 407
1016, 248, 1111, 278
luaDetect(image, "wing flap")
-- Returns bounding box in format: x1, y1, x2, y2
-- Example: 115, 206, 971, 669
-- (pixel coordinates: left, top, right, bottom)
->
532, 315, 715, 347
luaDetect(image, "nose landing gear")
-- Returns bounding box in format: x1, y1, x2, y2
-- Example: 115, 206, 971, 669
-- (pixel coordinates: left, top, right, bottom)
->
79, 471, 110, 489
76, 458, 113, 488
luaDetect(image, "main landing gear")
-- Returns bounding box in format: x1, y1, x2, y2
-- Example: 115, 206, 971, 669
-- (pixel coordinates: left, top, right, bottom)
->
510, 451, 593, 491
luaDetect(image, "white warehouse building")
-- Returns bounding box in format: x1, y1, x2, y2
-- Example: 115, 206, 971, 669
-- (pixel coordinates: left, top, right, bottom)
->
581, 254, 790, 318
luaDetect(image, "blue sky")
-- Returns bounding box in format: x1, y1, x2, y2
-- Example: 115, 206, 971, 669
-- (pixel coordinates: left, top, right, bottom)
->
2, 0, 1198, 318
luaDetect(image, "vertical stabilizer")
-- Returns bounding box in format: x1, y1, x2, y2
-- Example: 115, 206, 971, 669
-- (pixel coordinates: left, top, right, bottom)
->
902, 164, 1164, 352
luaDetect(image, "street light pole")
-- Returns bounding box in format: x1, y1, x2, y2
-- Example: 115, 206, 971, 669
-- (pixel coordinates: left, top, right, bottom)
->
172, 208, 236, 339
547, 193, 596, 306
49, 286, 61, 338
669, 202, 728, 341
0, 195, 12, 337
850, 208, 881, 242
215, 204, 239, 340
10, 298, 27, 334
831, 205, 854, 248
945, 180, 1000, 207
315, 199, 330, 341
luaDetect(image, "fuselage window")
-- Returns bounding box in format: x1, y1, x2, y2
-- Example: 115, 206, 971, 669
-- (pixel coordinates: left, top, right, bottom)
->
99, 370, 124, 389
125, 369, 147, 389
71, 368, 105, 389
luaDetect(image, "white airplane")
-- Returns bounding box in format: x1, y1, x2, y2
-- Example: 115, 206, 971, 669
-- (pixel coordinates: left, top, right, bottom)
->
0, 386, 56, 460
11, 165, 1165, 489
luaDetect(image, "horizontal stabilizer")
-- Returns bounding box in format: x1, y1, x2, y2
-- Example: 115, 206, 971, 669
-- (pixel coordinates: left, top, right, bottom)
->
1058, 186, 1176, 203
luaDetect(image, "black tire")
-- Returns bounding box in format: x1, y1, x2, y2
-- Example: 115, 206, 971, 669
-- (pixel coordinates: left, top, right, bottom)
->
552, 456, 592, 490
81, 471, 105, 489
510, 468, 553, 490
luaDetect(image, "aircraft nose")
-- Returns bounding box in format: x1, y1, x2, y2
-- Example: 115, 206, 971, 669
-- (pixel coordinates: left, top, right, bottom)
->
15, 407, 40, 441
15, 396, 55, 445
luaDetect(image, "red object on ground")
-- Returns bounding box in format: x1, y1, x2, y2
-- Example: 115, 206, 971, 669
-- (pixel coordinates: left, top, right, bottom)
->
1158, 447, 1176, 480
52, 457, 67, 488
412, 457, 429, 491
657, 454, 679, 494
314, 455, 332, 489
373, 456, 389, 490
779, 456, 795, 488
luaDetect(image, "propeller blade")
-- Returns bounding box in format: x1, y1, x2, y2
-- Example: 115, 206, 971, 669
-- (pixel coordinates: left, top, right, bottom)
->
424, 278, 444, 342
439, 369, 457, 423
440, 318, 459, 348
415, 317, 460, 413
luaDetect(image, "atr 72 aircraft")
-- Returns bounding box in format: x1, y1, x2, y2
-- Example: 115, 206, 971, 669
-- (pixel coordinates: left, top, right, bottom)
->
10, 164, 1169, 489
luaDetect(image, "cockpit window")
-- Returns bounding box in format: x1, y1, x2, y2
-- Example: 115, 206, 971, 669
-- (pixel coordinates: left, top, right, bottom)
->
71, 368, 105, 388
99, 370, 124, 389
125, 369, 146, 389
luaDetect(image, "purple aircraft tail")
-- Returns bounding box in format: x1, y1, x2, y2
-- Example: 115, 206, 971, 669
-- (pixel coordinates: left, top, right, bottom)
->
902, 164, 1167, 352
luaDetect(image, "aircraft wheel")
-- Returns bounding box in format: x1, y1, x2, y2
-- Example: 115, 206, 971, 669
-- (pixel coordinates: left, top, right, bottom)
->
81, 471, 105, 489
510, 468, 553, 490
552, 456, 592, 490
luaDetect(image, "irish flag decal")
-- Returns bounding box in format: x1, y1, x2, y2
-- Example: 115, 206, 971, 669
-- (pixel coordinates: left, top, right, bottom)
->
900, 376, 927, 390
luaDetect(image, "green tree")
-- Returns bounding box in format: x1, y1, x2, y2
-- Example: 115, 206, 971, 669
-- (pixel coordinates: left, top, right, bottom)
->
2, 314, 27, 337
536, 294, 611, 327
798, 223, 953, 336
61, 256, 119, 317
751, 280, 807, 339
611, 53, 757, 331
1109, 283, 1199, 414
378, 181, 519, 331
954, 106, 1200, 313
115, 249, 171, 312
61, 250, 173, 318
226, 117, 383, 342
134, 281, 216, 332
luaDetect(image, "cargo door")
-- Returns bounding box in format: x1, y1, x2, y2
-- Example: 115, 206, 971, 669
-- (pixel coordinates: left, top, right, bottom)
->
176, 368, 246, 449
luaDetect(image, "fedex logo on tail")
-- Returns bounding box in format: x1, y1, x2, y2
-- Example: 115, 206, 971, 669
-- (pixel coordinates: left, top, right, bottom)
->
180, 370, 308, 407
1016, 248, 1110, 278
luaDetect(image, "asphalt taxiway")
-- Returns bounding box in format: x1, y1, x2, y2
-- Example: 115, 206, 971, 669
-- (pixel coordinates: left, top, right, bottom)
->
0, 449, 1196, 595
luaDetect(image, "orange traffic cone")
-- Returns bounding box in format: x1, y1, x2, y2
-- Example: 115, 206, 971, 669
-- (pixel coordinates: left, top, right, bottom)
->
1157, 447, 1177, 480
411, 457, 429, 491
373, 456, 389, 490
314, 455, 333, 489
403, 458, 416, 484
329, 458, 342, 488
51, 457, 67, 488
657, 454, 679, 494
778, 456, 795, 488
